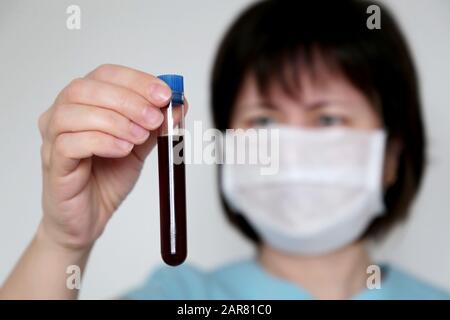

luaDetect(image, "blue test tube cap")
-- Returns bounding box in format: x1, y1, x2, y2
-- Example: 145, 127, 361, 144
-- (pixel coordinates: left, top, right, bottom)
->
157, 74, 184, 93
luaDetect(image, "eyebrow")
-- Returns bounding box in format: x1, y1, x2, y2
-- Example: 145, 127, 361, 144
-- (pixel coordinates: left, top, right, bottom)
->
276, 99, 354, 110
238, 98, 355, 112
304, 100, 337, 110
236, 101, 276, 111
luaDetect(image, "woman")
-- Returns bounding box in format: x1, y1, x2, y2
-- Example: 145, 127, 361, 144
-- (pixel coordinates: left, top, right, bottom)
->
1, 0, 449, 299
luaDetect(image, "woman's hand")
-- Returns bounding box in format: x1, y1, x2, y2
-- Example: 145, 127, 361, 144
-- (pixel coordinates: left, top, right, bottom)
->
0, 65, 190, 299
37, 64, 172, 251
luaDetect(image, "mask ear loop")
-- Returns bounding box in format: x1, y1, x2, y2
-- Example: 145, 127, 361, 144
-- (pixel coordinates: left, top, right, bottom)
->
367, 129, 388, 215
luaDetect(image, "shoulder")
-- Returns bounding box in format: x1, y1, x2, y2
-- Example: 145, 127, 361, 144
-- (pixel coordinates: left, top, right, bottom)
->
124, 259, 256, 300
384, 264, 450, 299
125, 263, 210, 299
209, 259, 257, 280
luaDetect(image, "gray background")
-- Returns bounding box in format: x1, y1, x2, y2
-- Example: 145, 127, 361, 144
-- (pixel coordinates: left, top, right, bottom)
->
0, 0, 449, 299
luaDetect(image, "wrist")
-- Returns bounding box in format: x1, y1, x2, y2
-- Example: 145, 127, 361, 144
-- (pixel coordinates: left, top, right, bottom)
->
35, 221, 93, 259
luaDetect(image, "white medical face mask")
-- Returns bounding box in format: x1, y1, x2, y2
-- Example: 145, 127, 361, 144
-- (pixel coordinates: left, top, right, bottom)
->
221, 126, 387, 255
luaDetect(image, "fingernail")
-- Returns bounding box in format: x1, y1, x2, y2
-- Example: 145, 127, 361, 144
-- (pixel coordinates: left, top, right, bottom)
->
143, 107, 163, 127
149, 83, 171, 102
130, 122, 149, 139
116, 139, 133, 150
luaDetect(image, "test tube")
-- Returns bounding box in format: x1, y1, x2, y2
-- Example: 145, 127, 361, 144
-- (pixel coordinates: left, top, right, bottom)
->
156, 74, 187, 266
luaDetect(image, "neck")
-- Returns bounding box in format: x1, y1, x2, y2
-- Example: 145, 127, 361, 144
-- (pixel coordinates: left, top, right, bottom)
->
258, 241, 372, 299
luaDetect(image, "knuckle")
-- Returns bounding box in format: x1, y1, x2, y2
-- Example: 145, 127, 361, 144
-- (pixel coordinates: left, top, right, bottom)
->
64, 78, 85, 101
40, 143, 51, 171
48, 105, 66, 137
38, 112, 47, 137
53, 134, 70, 158
92, 64, 117, 79
94, 109, 119, 131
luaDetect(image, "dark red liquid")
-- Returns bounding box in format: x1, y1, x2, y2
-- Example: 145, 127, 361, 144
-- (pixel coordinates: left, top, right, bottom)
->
157, 135, 187, 266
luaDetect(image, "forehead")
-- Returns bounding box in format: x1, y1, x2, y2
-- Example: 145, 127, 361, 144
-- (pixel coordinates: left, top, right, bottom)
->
236, 64, 372, 109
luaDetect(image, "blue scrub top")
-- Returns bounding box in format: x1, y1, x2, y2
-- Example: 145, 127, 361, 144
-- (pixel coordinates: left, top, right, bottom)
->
125, 258, 450, 300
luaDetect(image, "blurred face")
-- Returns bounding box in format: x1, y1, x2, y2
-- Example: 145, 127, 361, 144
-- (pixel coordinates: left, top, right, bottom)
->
231, 69, 381, 130
230, 66, 399, 187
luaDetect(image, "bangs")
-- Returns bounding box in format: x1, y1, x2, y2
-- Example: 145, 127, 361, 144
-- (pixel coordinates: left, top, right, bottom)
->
219, 0, 383, 117
245, 10, 377, 105
250, 45, 344, 100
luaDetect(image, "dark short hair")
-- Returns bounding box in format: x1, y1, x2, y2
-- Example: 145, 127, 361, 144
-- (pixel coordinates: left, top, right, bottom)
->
210, 0, 426, 243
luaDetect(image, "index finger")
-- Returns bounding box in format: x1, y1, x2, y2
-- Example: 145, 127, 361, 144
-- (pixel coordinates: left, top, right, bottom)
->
85, 64, 172, 107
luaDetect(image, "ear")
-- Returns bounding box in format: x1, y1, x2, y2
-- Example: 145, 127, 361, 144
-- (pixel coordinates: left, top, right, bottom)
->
383, 137, 403, 188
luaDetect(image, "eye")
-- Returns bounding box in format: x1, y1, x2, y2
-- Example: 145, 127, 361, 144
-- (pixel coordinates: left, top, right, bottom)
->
318, 115, 345, 127
251, 115, 276, 127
